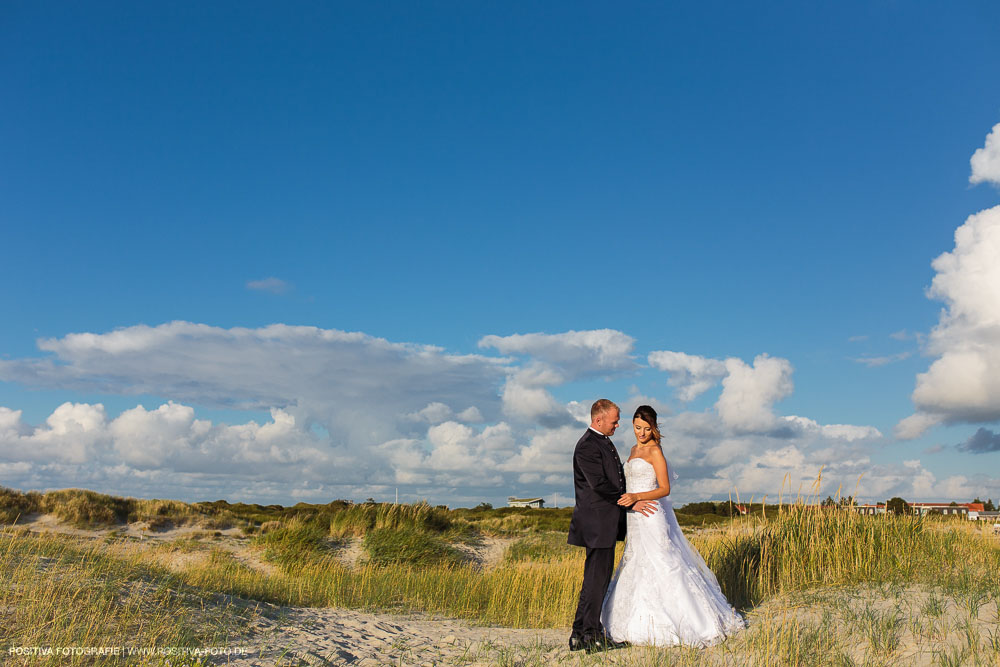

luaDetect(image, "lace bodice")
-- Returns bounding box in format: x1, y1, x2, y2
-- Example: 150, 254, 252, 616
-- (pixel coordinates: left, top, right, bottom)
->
625, 458, 659, 494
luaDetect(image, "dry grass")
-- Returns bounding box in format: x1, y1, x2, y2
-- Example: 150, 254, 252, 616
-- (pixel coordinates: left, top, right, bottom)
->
3, 485, 1000, 664
0, 529, 254, 666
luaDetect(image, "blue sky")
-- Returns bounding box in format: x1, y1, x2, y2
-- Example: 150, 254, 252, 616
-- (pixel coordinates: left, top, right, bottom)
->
2, 2, 1000, 507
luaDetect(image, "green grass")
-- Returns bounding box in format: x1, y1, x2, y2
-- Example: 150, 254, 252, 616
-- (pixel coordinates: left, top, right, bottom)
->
363, 526, 464, 565
252, 517, 332, 568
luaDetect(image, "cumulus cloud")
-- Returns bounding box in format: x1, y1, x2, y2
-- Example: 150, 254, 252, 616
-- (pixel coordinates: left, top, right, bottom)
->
0, 401, 332, 476
479, 329, 637, 381
673, 423, 993, 505
970, 123, 1000, 186
0, 403, 108, 464
897, 205, 1000, 437
406, 402, 454, 424
956, 427, 1000, 454
0, 322, 508, 447
246, 277, 291, 294
715, 355, 794, 433
499, 381, 575, 426
0, 323, 905, 506
479, 330, 635, 427
456, 407, 484, 423
648, 350, 727, 401
650, 351, 812, 437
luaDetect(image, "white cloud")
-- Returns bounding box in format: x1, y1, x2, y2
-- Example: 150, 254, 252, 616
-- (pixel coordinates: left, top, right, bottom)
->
970, 122, 1000, 186
109, 403, 328, 472
0, 323, 898, 506
852, 352, 912, 367
0, 401, 333, 479
456, 406, 484, 423
479, 329, 635, 427
0, 321, 508, 449
246, 277, 291, 294
898, 205, 1000, 437
499, 380, 575, 426
780, 416, 882, 442
647, 350, 727, 401
0, 402, 108, 465
479, 329, 637, 380
715, 355, 794, 433
407, 402, 453, 424
894, 412, 943, 440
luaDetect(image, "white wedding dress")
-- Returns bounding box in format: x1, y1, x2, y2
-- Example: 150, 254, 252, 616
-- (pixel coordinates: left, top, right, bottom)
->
600, 457, 746, 647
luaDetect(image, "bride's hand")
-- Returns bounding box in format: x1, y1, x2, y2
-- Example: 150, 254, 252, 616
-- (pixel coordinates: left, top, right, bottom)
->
632, 500, 658, 516
618, 493, 638, 506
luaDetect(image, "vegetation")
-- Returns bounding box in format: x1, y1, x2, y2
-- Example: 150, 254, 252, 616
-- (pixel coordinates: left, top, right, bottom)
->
363, 526, 464, 565
0, 486, 243, 530
887, 496, 909, 515
3, 483, 1000, 664
0, 529, 251, 666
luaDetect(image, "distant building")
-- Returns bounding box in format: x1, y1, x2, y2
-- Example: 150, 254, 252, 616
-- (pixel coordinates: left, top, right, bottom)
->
910, 502, 974, 517
853, 503, 886, 516
970, 509, 999, 522
507, 496, 545, 509
852, 501, 987, 518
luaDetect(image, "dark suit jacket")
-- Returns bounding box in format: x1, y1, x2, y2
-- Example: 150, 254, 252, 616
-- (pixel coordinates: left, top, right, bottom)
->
567, 428, 627, 548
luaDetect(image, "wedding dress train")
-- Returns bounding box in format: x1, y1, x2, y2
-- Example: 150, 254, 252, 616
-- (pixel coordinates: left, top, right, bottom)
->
600, 458, 746, 647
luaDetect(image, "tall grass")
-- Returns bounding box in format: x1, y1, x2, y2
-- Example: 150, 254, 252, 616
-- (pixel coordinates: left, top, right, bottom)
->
0, 529, 249, 666
68, 504, 997, 631
5, 489, 999, 640
0, 486, 242, 530
697, 505, 1000, 610
326, 500, 457, 539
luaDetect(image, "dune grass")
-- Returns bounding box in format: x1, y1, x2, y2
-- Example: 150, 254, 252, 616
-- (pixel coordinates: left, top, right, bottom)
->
0, 486, 243, 530
4, 485, 1000, 664
0, 528, 252, 666
697, 505, 1000, 610
29, 501, 996, 630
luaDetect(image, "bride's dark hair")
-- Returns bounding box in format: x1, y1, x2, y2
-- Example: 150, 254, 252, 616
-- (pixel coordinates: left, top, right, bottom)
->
632, 405, 662, 445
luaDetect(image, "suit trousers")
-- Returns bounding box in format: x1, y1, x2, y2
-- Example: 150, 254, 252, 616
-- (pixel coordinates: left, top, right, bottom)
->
571, 546, 615, 638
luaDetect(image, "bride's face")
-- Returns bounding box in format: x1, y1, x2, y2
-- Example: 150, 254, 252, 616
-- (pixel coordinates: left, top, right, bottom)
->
633, 418, 653, 444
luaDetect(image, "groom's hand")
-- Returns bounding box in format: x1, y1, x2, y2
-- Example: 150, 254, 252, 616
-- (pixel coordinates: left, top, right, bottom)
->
631, 500, 658, 516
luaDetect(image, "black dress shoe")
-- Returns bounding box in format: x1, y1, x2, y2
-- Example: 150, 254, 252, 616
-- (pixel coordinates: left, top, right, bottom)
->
585, 634, 630, 654
568, 635, 587, 651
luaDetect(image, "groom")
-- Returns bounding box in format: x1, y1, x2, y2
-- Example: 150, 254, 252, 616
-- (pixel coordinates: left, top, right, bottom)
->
567, 399, 657, 653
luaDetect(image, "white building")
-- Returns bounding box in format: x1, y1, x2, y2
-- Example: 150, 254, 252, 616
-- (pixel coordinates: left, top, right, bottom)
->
507, 496, 545, 509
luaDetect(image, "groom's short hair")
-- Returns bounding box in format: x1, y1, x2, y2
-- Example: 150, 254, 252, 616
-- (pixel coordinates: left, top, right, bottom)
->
591, 399, 619, 419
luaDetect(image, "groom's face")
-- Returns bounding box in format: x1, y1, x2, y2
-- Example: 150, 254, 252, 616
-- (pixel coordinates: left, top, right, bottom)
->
596, 408, 621, 436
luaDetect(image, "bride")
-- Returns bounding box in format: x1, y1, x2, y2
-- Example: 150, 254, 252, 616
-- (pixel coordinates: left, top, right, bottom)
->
600, 405, 746, 647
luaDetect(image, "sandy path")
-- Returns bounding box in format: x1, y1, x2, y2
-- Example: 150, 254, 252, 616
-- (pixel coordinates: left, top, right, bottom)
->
218, 602, 570, 666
